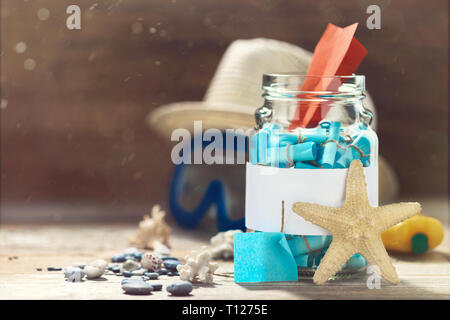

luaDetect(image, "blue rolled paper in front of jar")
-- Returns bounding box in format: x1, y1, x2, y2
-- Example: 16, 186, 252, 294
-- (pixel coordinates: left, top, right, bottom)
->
286, 235, 368, 270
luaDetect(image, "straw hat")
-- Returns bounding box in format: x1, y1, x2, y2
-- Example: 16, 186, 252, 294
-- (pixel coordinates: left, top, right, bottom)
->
148, 38, 378, 138
148, 38, 397, 201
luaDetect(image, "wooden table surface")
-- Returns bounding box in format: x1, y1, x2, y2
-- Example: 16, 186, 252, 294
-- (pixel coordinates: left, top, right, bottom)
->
0, 198, 449, 300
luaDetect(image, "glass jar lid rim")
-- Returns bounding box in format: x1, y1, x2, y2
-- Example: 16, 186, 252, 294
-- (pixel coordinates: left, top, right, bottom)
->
263, 73, 365, 80
262, 73, 365, 94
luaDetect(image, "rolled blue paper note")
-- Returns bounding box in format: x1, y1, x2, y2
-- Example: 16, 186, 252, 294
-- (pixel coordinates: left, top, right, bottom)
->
344, 253, 368, 269
286, 235, 332, 256
293, 247, 367, 270
359, 122, 368, 130
335, 132, 371, 168
294, 161, 318, 169
294, 250, 326, 268
299, 128, 328, 144
250, 134, 259, 164
320, 121, 341, 168
266, 145, 287, 167
267, 141, 317, 167
266, 122, 283, 131
257, 131, 269, 165
294, 252, 368, 269
354, 132, 372, 164
234, 232, 298, 283
334, 149, 352, 169
319, 121, 331, 129
269, 132, 298, 147
294, 253, 309, 267
316, 145, 324, 166
290, 141, 317, 162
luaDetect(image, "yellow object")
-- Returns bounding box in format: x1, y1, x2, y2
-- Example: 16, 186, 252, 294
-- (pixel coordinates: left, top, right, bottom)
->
381, 215, 444, 254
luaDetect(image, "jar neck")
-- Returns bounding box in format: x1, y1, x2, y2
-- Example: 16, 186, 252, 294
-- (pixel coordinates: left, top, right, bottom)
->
255, 74, 372, 129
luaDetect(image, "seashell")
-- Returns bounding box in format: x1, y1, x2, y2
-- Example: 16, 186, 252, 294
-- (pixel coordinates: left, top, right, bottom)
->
140, 253, 163, 272
122, 259, 141, 272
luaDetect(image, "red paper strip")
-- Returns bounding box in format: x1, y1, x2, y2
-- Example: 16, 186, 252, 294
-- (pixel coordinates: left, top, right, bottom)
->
288, 23, 367, 130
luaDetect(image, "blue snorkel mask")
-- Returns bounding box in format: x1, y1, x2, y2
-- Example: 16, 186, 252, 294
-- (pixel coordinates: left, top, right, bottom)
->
169, 131, 247, 232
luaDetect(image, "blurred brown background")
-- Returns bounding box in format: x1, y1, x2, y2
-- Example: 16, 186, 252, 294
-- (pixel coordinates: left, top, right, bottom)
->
1, 0, 448, 222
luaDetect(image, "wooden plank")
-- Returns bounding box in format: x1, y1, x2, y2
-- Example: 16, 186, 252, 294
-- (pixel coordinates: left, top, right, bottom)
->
0, 201, 448, 299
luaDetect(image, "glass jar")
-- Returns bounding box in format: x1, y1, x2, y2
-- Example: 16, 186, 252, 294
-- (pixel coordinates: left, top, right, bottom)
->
246, 74, 379, 279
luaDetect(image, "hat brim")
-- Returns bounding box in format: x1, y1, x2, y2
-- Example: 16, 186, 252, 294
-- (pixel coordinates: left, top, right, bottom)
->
148, 101, 256, 139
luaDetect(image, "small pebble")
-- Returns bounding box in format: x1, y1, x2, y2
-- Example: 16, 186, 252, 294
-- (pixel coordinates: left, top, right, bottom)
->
107, 263, 117, 270
36, 268, 42, 271
167, 271, 179, 277
132, 252, 143, 261
47, 267, 62, 271
123, 271, 133, 277
89, 259, 108, 272
124, 255, 138, 261
161, 256, 179, 261
111, 266, 121, 273
141, 253, 163, 272
151, 283, 163, 291
121, 278, 147, 285
122, 259, 141, 272
144, 272, 159, 280
111, 254, 126, 263
64, 267, 85, 282
84, 265, 104, 279
164, 260, 182, 271
158, 268, 168, 275
166, 281, 193, 296
122, 281, 153, 295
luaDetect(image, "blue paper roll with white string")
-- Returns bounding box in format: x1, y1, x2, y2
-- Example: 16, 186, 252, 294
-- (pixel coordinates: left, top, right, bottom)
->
320, 122, 341, 168
335, 132, 371, 168
267, 141, 317, 167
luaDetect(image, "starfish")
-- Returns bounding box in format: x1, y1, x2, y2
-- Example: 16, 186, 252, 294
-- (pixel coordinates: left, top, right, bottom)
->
292, 160, 421, 285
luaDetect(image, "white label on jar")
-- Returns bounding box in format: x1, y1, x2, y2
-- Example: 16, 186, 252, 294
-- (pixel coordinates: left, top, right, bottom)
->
245, 162, 379, 235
